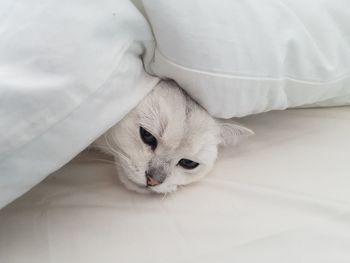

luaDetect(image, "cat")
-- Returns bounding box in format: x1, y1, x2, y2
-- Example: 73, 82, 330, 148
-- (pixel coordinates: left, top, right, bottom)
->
94, 81, 253, 194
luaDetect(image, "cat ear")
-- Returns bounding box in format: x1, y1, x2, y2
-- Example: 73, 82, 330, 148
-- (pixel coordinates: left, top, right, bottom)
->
218, 120, 254, 146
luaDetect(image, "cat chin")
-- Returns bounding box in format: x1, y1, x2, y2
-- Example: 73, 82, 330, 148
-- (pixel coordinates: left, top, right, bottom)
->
118, 173, 150, 194
118, 173, 178, 194
149, 184, 178, 194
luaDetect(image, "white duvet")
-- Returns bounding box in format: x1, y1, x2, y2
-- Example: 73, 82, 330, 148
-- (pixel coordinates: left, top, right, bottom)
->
0, 0, 159, 209
1, 0, 350, 209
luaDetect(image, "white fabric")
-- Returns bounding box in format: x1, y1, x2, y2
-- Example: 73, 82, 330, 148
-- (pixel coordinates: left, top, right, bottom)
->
1, 107, 350, 262
0, 0, 159, 209
142, 0, 350, 118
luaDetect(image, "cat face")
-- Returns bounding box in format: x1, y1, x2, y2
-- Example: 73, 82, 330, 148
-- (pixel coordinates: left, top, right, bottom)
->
97, 81, 253, 194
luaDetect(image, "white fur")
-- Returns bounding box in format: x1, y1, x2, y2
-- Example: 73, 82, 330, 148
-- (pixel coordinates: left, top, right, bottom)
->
94, 81, 253, 194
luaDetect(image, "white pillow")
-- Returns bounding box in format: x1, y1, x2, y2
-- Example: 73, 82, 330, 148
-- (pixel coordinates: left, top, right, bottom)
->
142, 0, 350, 118
0, 0, 158, 209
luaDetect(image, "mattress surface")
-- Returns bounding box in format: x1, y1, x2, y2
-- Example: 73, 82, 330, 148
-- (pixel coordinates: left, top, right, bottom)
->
1, 107, 350, 263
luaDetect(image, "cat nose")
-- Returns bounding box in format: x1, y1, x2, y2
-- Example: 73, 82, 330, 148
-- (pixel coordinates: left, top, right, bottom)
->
145, 171, 165, 187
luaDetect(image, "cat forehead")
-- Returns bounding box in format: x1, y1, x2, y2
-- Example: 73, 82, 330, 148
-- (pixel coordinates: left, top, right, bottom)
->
137, 84, 218, 149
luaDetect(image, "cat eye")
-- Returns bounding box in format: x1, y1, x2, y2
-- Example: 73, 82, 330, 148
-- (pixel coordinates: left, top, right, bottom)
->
140, 127, 157, 150
178, 159, 199, 170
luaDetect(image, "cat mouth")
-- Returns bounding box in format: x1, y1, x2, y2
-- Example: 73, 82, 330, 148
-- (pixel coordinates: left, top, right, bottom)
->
118, 173, 177, 194
118, 173, 151, 194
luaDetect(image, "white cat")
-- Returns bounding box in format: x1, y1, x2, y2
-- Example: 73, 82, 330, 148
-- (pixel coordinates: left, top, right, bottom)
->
95, 81, 253, 194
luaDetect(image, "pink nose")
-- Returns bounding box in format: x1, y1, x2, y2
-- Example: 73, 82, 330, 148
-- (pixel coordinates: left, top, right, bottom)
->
146, 175, 161, 187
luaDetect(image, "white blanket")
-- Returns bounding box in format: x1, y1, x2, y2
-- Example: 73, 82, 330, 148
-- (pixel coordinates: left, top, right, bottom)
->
0, 0, 159, 209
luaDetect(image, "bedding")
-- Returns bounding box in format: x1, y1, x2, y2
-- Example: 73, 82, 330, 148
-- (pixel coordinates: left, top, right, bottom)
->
141, 0, 350, 118
0, 0, 159, 209
1, 0, 350, 215
1, 107, 350, 263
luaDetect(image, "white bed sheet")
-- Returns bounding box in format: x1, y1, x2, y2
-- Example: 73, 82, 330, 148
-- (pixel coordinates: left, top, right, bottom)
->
1, 107, 350, 263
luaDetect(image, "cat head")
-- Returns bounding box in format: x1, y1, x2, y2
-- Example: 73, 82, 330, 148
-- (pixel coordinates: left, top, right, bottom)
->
98, 81, 253, 194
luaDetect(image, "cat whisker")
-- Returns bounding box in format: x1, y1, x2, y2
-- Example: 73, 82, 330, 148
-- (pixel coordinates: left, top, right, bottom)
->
103, 135, 124, 156
109, 133, 131, 159
84, 157, 130, 171
161, 192, 168, 201
98, 135, 150, 167
85, 158, 116, 165
93, 145, 131, 164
